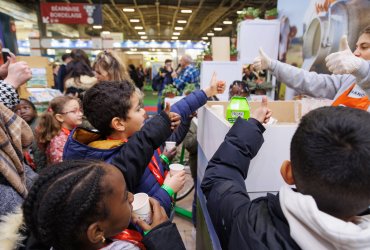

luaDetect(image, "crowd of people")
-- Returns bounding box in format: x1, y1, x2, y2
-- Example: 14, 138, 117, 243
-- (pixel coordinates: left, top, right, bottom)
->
0, 24, 369, 250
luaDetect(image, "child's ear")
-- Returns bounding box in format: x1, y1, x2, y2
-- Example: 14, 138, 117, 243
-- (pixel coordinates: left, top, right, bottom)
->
87, 222, 105, 244
55, 114, 64, 123
111, 117, 126, 132
280, 160, 295, 185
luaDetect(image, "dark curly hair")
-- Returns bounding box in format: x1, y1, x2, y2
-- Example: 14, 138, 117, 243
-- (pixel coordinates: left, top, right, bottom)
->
83, 81, 136, 137
291, 106, 370, 218
22, 160, 109, 249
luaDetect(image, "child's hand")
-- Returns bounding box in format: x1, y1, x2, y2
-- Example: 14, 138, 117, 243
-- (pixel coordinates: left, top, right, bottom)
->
164, 102, 181, 130
251, 96, 272, 124
162, 146, 177, 162
133, 198, 168, 232
163, 170, 186, 193
204, 72, 226, 97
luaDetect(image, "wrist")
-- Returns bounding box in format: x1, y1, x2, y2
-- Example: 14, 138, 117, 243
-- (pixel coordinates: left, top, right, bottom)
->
203, 87, 212, 97
161, 184, 175, 197
3, 78, 17, 89
143, 230, 151, 236
160, 154, 171, 165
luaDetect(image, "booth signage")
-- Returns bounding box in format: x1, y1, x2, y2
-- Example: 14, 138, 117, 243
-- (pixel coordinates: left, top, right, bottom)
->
40, 3, 102, 25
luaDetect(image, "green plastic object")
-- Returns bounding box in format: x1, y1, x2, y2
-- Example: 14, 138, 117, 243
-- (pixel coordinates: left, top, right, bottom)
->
226, 96, 250, 124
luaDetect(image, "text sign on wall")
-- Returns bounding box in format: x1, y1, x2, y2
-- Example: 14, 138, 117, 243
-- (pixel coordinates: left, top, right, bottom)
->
40, 3, 102, 25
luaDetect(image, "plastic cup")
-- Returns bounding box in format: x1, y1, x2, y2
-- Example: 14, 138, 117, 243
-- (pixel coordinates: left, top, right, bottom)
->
132, 193, 152, 224
169, 163, 185, 176
165, 141, 176, 151
210, 105, 225, 119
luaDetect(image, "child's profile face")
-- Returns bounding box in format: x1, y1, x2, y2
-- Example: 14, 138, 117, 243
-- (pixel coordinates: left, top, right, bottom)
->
94, 66, 110, 82
15, 100, 37, 123
60, 99, 83, 129
98, 164, 134, 238
124, 92, 146, 137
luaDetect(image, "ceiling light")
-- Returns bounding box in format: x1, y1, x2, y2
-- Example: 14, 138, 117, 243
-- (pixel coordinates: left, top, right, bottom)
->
138, 31, 146, 35
134, 26, 143, 30
173, 32, 180, 35
207, 32, 214, 36
174, 27, 183, 30
101, 31, 111, 35
172, 36, 178, 40
177, 20, 187, 24
141, 36, 148, 39
202, 37, 208, 40
123, 8, 135, 12
214, 27, 222, 31
223, 21, 233, 25
130, 19, 140, 23
236, 10, 243, 15
181, 9, 192, 13
93, 25, 102, 29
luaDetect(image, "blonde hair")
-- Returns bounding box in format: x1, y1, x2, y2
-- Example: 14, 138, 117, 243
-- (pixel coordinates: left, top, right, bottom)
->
36, 96, 78, 148
93, 51, 131, 82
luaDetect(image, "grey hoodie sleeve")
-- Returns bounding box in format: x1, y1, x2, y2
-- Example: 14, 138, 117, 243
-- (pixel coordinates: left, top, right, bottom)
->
269, 60, 347, 99
353, 60, 370, 94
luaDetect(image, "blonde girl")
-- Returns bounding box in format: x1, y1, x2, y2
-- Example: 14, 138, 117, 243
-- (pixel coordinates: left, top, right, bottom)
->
93, 50, 132, 82
36, 96, 83, 165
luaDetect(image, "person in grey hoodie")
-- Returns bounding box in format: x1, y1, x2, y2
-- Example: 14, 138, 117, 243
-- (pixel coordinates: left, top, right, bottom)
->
254, 25, 370, 111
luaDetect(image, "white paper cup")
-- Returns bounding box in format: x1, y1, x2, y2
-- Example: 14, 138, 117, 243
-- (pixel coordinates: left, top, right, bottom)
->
169, 163, 185, 176
165, 141, 176, 151
132, 193, 152, 224
210, 105, 224, 119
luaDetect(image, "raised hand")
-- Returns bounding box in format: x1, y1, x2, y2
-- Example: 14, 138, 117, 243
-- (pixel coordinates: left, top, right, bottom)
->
251, 96, 272, 124
133, 198, 168, 231
325, 35, 363, 75
164, 102, 181, 130
203, 72, 226, 97
253, 48, 272, 71
163, 170, 186, 193
0, 51, 16, 79
4, 61, 32, 89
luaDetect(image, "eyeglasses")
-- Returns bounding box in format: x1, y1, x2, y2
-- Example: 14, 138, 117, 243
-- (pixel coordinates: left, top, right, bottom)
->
61, 108, 83, 115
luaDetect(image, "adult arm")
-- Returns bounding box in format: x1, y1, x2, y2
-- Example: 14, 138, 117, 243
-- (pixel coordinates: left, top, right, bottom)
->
111, 111, 172, 192
0, 80, 19, 109
201, 117, 265, 248
352, 60, 370, 95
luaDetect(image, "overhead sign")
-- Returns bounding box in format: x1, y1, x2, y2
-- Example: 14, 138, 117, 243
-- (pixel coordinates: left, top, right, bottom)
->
40, 3, 102, 25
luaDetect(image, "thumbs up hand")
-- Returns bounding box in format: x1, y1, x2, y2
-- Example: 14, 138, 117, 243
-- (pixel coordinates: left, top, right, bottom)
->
251, 96, 272, 124
253, 48, 272, 71
325, 35, 363, 75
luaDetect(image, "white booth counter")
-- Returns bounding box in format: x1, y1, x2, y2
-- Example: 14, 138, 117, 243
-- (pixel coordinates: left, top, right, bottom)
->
197, 100, 301, 199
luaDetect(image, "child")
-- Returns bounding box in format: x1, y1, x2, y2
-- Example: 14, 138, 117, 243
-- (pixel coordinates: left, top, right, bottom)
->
14, 99, 47, 170
0, 160, 186, 249
64, 77, 225, 215
36, 96, 83, 165
201, 101, 370, 249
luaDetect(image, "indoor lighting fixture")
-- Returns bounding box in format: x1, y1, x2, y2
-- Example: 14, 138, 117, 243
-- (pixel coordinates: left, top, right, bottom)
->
174, 27, 183, 30
223, 20, 233, 25
177, 20, 187, 24
93, 25, 102, 29
130, 19, 140, 22
236, 10, 243, 14
181, 9, 192, 13
141, 36, 148, 39
201, 37, 208, 40
173, 32, 180, 35
101, 31, 111, 35
134, 26, 143, 30
123, 8, 135, 12
207, 32, 214, 36
214, 27, 222, 31
138, 31, 146, 35
172, 36, 178, 40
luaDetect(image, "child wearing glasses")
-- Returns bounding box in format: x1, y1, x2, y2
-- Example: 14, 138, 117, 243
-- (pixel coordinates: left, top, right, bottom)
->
36, 96, 83, 165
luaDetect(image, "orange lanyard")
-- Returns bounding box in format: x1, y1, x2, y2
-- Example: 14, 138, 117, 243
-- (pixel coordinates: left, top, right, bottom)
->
61, 127, 71, 136
110, 229, 145, 250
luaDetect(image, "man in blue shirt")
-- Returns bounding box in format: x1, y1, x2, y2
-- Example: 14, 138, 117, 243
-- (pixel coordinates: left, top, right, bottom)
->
172, 54, 200, 93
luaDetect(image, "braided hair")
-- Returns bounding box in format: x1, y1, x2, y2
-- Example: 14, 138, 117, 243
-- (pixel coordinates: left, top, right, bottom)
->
23, 160, 109, 250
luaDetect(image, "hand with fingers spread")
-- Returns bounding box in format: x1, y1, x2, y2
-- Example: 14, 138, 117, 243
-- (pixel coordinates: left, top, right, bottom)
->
0, 52, 16, 79
325, 35, 363, 75
4, 61, 32, 89
203, 72, 226, 97
164, 102, 181, 130
133, 198, 168, 231
253, 48, 272, 71
163, 170, 186, 193
251, 96, 272, 124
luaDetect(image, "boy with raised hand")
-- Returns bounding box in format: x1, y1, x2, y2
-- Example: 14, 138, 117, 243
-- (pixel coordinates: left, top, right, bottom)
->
201, 100, 370, 249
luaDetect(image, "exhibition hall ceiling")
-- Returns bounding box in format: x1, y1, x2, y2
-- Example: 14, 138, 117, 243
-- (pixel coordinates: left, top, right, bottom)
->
15, 0, 276, 41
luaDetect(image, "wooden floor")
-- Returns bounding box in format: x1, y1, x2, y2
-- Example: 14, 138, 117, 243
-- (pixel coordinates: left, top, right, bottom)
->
173, 189, 196, 250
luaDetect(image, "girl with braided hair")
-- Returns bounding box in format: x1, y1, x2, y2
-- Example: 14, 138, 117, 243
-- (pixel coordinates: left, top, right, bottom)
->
11, 160, 184, 250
